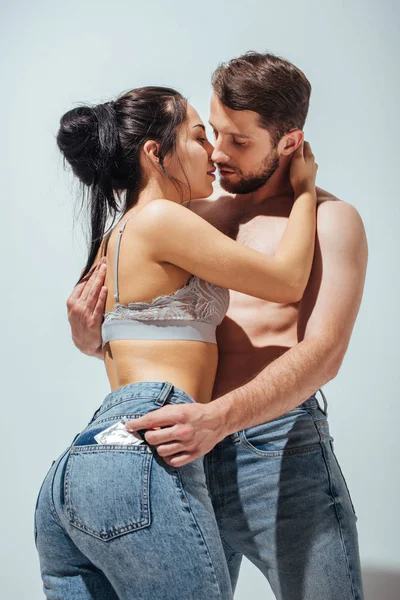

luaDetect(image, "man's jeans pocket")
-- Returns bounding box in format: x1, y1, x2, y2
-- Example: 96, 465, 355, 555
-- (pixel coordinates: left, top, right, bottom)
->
63, 444, 154, 540
239, 407, 322, 457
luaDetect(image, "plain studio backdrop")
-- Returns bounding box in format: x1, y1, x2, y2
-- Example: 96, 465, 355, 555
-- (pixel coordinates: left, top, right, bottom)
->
1, 1, 398, 598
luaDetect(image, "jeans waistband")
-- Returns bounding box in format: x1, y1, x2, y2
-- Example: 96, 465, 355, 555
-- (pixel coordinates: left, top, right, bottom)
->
89, 383, 328, 429
89, 381, 196, 423
228, 389, 328, 443
299, 388, 328, 414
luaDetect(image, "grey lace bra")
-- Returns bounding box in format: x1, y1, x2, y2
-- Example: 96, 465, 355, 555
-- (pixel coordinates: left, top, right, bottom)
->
101, 216, 230, 347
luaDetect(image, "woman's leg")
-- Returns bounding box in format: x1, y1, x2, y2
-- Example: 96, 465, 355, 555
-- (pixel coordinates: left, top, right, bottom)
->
35, 382, 232, 600
35, 453, 119, 599
58, 452, 232, 599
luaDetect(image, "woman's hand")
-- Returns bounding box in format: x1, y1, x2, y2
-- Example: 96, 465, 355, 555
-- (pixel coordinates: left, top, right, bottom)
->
289, 140, 318, 196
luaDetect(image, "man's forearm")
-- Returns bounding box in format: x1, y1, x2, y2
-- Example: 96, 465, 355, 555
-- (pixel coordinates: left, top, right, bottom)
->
212, 336, 342, 436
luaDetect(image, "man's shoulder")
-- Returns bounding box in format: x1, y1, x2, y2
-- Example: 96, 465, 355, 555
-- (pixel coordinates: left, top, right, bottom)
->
315, 186, 366, 246
316, 185, 347, 208
316, 186, 362, 220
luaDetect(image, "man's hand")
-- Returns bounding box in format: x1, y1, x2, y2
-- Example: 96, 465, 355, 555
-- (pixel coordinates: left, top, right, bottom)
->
67, 258, 108, 358
125, 401, 228, 467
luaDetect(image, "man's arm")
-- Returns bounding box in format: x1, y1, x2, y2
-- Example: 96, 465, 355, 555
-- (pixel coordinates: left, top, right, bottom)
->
126, 200, 368, 466
212, 199, 368, 432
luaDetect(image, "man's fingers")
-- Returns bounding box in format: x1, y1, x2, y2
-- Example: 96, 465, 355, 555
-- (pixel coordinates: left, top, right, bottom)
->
81, 261, 101, 283
85, 264, 107, 312
81, 262, 103, 302
92, 286, 108, 321
165, 452, 192, 467
126, 410, 180, 432
156, 442, 187, 457
67, 280, 87, 306
144, 425, 182, 446
67, 262, 104, 312
72, 264, 99, 303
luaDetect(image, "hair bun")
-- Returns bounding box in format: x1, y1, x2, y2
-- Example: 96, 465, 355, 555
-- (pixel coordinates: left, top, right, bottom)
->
56, 102, 118, 186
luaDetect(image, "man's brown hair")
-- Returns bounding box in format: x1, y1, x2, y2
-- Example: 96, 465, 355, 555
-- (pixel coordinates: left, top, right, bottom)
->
212, 51, 311, 146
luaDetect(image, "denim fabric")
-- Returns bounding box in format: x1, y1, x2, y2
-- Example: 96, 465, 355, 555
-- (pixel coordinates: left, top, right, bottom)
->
204, 392, 364, 600
34, 381, 233, 600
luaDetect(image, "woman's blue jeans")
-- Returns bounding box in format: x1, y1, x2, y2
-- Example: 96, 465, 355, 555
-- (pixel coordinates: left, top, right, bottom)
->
34, 382, 363, 599
34, 381, 233, 600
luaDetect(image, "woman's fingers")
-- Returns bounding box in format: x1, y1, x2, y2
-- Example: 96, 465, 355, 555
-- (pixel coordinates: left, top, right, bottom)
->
303, 140, 314, 159
293, 139, 304, 158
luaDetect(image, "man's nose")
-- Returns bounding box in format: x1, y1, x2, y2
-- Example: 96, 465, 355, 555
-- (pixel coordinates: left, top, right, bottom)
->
211, 145, 230, 164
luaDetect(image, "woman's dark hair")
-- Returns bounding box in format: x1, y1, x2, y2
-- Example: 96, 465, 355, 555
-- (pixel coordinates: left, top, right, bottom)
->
212, 51, 311, 146
56, 86, 188, 283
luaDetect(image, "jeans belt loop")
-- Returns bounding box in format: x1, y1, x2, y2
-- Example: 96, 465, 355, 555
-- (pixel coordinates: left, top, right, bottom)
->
155, 381, 174, 406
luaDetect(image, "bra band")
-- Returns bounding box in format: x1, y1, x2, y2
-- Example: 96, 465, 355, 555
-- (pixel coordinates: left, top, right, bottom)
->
102, 319, 217, 346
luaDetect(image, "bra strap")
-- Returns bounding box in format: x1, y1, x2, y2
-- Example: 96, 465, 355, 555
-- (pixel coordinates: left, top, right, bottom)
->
113, 216, 132, 305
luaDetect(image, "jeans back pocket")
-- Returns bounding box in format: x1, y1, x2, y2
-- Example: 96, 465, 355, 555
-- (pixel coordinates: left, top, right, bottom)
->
64, 444, 153, 541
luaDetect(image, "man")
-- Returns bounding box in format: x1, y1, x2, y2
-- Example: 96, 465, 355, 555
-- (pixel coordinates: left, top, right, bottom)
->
68, 52, 367, 599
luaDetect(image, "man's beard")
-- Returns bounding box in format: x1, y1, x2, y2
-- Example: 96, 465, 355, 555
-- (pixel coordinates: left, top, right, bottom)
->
219, 150, 280, 194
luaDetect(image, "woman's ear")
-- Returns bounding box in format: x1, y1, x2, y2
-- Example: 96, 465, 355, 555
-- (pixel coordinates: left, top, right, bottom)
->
143, 140, 161, 165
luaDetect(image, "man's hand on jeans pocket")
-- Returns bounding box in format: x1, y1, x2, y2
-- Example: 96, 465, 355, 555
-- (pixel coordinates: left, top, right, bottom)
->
125, 401, 228, 467
67, 258, 108, 358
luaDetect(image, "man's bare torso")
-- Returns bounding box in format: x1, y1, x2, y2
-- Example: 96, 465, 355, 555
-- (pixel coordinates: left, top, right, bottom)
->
191, 186, 339, 399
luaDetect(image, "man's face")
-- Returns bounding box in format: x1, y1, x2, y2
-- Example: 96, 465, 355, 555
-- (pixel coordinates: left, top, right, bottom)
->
209, 93, 280, 194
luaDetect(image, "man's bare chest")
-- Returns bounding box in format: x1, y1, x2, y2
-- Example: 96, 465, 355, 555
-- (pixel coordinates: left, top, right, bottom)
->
218, 211, 289, 255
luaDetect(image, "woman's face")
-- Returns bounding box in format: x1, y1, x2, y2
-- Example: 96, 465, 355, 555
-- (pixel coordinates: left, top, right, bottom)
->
165, 104, 216, 200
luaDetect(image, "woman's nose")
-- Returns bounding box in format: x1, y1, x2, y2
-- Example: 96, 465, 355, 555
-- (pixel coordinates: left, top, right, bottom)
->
206, 139, 215, 157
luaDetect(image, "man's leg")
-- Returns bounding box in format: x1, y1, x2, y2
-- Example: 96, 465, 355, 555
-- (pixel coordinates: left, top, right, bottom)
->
205, 392, 364, 600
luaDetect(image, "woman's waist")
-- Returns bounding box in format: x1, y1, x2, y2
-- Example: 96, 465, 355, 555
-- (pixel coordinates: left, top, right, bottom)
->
104, 341, 218, 403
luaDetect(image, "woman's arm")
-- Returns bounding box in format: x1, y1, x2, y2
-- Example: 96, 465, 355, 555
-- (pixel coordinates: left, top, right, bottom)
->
138, 142, 317, 304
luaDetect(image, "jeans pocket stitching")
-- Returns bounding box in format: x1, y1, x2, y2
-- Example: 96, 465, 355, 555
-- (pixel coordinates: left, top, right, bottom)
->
64, 446, 153, 540
239, 430, 321, 457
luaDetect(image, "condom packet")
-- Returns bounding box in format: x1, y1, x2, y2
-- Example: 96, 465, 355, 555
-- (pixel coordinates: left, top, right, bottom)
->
94, 419, 144, 446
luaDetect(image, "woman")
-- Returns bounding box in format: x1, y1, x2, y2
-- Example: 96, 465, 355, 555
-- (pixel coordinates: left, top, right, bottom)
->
34, 86, 317, 599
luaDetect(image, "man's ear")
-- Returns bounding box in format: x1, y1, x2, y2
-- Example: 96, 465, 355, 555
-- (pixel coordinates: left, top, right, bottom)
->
142, 140, 161, 165
278, 129, 304, 156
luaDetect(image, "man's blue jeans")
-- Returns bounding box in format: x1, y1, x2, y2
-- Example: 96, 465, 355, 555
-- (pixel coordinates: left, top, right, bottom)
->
205, 391, 364, 599
34, 383, 363, 599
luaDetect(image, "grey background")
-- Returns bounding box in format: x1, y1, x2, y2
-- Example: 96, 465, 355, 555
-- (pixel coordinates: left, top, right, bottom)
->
1, 0, 399, 598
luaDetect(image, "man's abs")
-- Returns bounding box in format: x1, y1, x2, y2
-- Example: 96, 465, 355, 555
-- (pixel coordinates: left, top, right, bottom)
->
212, 291, 300, 399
